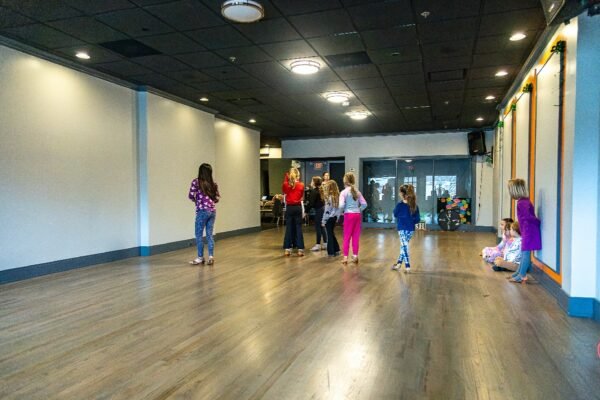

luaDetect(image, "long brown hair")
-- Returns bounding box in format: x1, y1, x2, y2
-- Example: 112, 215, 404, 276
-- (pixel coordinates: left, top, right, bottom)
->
323, 180, 340, 208
399, 184, 417, 214
312, 176, 325, 202
198, 163, 218, 202
343, 172, 359, 201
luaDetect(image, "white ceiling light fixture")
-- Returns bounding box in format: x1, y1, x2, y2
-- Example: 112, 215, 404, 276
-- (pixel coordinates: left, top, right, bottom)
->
290, 59, 320, 75
221, 1, 264, 23
75, 51, 90, 60
476, 117, 484, 121
485, 95, 495, 100
249, 118, 256, 123
346, 111, 371, 120
495, 70, 508, 77
509, 32, 527, 41
199, 97, 209, 102
324, 92, 350, 103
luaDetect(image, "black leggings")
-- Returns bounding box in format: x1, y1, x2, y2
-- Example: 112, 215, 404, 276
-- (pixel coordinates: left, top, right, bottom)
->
325, 217, 340, 256
314, 207, 327, 244
283, 205, 304, 250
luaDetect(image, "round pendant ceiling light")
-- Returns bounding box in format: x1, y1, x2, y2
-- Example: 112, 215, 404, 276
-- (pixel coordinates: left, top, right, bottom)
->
346, 111, 371, 120
221, 1, 264, 23
290, 59, 320, 75
324, 92, 350, 103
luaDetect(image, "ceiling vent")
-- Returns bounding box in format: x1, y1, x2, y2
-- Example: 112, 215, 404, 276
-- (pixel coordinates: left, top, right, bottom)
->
325, 52, 372, 68
99, 39, 160, 58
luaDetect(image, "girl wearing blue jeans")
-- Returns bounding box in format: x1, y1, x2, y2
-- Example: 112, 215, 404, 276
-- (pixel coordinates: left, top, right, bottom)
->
392, 184, 420, 273
188, 163, 220, 265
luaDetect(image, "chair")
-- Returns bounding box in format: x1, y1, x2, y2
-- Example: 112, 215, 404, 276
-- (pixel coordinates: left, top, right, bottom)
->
272, 198, 284, 226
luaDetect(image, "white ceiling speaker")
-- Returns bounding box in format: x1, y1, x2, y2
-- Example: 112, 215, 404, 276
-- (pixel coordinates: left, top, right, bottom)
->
290, 59, 321, 75
221, 1, 264, 23
324, 92, 350, 103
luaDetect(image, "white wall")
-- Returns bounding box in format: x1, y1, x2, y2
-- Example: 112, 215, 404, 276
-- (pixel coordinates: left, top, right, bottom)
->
145, 93, 216, 246
282, 132, 495, 226
0, 45, 138, 271
214, 119, 261, 233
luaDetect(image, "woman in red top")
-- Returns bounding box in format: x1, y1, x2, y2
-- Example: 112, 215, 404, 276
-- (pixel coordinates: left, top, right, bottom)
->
282, 167, 305, 256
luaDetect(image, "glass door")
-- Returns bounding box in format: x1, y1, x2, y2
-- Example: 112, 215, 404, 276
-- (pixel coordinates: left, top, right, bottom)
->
362, 160, 396, 223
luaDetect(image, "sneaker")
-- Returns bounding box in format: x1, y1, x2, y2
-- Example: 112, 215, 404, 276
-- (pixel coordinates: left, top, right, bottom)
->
189, 257, 204, 265
321, 243, 327, 250
310, 244, 321, 251
207, 256, 214, 265
284, 249, 292, 256
297, 250, 305, 257
351, 255, 359, 264
404, 267, 410, 273
391, 263, 400, 271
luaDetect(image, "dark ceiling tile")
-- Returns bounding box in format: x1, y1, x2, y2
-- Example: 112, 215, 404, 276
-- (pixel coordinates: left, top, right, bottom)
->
289, 9, 355, 38
472, 51, 526, 68
129, 0, 174, 5
223, 77, 267, 90
241, 61, 290, 82
54, 44, 122, 63
1, 0, 82, 21
422, 41, 474, 59
201, 65, 250, 80
475, 32, 538, 54
133, 55, 190, 72
308, 34, 364, 56
96, 8, 174, 37
394, 93, 429, 107
467, 77, 510, 89
424, 55, 471, 72
145, 0, 223, 30
0, 6, 34, 28
185, 25, 251, 49
235, 18, 301, 44
385, 74, 427, 94
418, 17, 478, 44
367, 46, 421, 64
484, 0, 541, 14
63, 0, 135, 14
480, 9, 545, 36
174, 51, 228, 68
346, 77, 385, 90
95, 60, 154, 76
353, 88, 395, 105
260, 40, 317, 61
427, 80, 465, 93
216, 46, 272, 64
347, 0, 414, 30
361, 26, 418, 50
47, 17, 127, 43
469, 66, 513, 79
165, 69, 213, 84
2, 24, 84, 48
413, 0, 481, 22
187, 80, 232, 93
378, 61, 423, 76
138, 33, 205, 55
334, 64, 381, 80
273, 0, 342, 15
130, 73, 179, 90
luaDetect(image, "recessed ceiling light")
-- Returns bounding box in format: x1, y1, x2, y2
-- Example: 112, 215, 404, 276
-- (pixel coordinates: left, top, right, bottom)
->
495, 70, 508, 77
342, 101, 350, 107
323, 92, 350, 103
476, 117, 484, 121
199, 97, 209, 102
509, 32, 527, 41
75, 51, 90, 60
249, 118, 256, 123
485, 95, 495, 100
290, 59, 320, 75
405, 159, 412, 163
346, 111, 370, 120
221, 1, 264, 23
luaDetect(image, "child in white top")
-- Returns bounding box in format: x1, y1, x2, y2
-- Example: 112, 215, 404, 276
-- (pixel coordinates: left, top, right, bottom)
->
338, 172, 367, 264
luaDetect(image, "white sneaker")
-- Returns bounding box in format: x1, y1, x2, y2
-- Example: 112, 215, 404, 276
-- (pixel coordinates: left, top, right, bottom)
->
321, 243, 327, 250
310, 244, 321, 251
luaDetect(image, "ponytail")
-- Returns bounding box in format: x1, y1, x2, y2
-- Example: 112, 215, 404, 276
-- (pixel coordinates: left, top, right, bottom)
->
343, 172, 359, 201
400, 184, 417, 214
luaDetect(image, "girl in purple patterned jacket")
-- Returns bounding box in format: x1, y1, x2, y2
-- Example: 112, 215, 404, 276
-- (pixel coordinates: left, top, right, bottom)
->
188, 163, 220, 266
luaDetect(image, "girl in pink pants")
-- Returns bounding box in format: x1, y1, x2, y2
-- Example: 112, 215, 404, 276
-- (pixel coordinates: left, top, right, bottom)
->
339, 172, 368, 264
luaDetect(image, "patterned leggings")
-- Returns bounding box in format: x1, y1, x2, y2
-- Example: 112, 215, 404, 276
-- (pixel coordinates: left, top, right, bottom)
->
397, 230, 414, 266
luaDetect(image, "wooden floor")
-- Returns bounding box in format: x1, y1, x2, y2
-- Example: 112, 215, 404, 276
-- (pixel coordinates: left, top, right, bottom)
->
1, 228, 599, 400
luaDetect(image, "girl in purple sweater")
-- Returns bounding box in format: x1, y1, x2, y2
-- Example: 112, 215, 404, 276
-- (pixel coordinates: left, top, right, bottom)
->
507, 179, 541, 283
188, 163, 220, 266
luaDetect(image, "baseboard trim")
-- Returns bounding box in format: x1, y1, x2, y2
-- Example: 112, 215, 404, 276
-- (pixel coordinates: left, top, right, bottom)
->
0, 226, 262, 284
362, 223, 495, 232
531, 266, 600, 321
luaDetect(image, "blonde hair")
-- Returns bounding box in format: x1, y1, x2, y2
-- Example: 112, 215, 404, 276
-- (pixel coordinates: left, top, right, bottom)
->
288, 167, 300, 188
399, 184, 417, 214
508, 178, 528, 199
323, 180, 340, 208
343, 172, 358, 201
511, 220, 521, 236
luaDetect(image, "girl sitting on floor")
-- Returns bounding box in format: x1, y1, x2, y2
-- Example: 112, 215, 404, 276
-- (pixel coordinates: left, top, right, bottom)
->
482, 217, 514, 263
492, 221, 522, 272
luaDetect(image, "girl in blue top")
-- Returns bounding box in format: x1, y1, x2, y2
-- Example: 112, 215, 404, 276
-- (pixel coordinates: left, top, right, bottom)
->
392, 184, 420, 273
